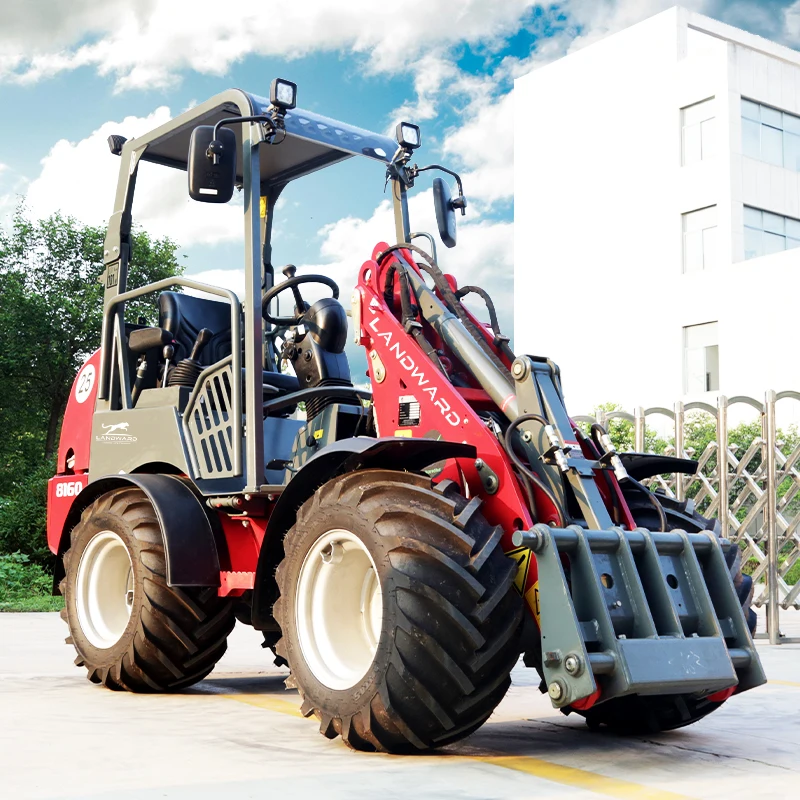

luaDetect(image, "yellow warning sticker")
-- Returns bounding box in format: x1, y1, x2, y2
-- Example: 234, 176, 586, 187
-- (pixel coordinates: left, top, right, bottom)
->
525, 580, 540, 626
313, 429, 324, 440
260, 196, 267, 218
505, 546, 532, 595
394, 429, 413, 438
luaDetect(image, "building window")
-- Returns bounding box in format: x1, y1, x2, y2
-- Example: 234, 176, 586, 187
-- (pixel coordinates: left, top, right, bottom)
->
742, 98, 800, 171
684, 322, 719, 394
683, 206, 717, 272
743, 206, 800, 259
682, 98, 715, 165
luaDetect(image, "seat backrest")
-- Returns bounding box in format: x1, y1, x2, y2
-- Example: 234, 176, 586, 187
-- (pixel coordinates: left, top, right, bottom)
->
158, 291, 232, 366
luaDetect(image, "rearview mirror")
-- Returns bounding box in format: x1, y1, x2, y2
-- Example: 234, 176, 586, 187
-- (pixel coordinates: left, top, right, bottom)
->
188, 126, 237, 203
433, 177, 457, 248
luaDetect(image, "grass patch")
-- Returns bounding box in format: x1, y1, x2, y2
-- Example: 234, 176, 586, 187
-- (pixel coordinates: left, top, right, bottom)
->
0, 552, 63, 612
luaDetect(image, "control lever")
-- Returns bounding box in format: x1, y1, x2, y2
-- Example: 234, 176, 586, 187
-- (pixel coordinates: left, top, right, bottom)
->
162, 344, 175, 386
167, 328, 213, 388
189, 328, 213, 361
282, 264, 309, 318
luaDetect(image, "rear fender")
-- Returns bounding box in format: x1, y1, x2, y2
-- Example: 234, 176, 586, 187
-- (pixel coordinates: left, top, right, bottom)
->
250, 436, 476, 629
53, 473, 220, 593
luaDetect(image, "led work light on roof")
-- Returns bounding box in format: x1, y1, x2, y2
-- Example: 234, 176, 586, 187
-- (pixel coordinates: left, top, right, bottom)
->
396, 122, 421, 150
270, 78, 297, 111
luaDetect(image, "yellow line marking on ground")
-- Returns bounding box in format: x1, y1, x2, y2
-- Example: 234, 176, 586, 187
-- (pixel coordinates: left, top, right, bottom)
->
220, 693, 305, 718
214, 690, 693, 798
768, 679, 800, 687
480, 756, 692, 799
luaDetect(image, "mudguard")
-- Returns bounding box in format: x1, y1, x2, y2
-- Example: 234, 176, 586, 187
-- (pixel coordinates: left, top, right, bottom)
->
251, 436, 476, 629
54, 473, 220, 591
618, 452, 698, 481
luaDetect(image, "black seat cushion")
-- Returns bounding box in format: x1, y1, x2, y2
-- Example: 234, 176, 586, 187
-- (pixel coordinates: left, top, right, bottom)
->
158, 291, 232, 367
158, 291, 301, 399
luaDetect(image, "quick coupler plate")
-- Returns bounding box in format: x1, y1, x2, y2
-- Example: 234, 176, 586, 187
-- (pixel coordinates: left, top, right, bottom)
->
511, 524, 766, 708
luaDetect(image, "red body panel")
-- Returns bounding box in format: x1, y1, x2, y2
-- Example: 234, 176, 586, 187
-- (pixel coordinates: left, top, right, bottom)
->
47, 474, 89, 554
354, 244, 550, 623
47, 349, 100, 553
57, 349, 101, 475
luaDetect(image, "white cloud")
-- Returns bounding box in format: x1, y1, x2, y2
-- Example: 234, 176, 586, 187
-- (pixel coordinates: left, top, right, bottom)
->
187, 189, 513, 332
22, 107, 241, 245
0, 1, 540, 90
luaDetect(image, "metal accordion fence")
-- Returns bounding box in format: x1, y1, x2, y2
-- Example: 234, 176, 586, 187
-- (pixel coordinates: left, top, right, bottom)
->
575, 391, 800, 645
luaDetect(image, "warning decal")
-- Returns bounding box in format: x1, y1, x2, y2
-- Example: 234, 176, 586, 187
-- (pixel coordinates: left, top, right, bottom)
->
505, 546, 532, 595
525, 581, 541, 626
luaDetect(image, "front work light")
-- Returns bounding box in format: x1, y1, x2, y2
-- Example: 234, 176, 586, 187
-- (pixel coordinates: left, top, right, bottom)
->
270, 78, 297, 110
396, 122, 421, 150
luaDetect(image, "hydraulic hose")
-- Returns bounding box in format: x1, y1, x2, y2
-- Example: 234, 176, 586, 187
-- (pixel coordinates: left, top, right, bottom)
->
503, 413, 565, 526
377, 243, 512, 379
589, 422, 668, 531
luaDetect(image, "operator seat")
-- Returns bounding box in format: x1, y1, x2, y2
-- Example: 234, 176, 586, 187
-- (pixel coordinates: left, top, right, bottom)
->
157, 291, 299, 394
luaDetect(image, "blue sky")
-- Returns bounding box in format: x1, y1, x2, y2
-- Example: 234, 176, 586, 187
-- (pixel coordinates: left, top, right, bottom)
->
0, 0, 796, 342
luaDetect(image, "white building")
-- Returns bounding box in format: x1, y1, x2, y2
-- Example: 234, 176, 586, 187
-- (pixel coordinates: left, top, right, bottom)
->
514, 6, 800, 419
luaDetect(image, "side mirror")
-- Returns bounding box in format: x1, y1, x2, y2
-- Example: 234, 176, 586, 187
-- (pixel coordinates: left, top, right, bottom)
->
433, 177, 457, 248
188, 126, 237, 203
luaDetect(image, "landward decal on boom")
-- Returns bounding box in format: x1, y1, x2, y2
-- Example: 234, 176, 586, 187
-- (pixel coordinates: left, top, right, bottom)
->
367, 307, 460, 427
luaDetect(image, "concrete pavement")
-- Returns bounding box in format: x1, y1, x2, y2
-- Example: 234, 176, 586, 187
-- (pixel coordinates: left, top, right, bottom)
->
0, 611, 797, 800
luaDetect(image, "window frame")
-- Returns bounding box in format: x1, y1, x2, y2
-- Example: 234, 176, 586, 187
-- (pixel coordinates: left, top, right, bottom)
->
683, 322, 720, 394
741, 97, 800, 171
681, 97, 715, 166
743, 205, 800, 260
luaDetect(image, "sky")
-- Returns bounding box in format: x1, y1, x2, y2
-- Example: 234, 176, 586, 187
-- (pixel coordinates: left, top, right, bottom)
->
1, 0, 798, 359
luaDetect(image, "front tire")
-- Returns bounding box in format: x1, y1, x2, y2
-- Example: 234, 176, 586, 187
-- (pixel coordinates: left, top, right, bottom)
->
274, 470, 523, 752
62, 487, 235, 691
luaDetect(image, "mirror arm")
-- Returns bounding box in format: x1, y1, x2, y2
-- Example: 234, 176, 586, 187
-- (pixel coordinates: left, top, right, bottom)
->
209, 112, 289, 164
411, 164, 468, 215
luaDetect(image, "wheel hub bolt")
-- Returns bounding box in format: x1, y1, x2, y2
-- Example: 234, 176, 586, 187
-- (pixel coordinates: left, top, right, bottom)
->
548, 680, 566, 702
564, 654, 582, 675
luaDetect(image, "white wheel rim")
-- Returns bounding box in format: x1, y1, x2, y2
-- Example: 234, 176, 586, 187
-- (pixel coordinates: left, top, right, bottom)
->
295, 529, 383, 690
76, 531, 134, 649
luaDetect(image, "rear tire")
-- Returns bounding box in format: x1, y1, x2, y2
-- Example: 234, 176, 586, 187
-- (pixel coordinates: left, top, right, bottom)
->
574, 490, 754, 734
274, 470, 523, 752
61, 487, 235, 691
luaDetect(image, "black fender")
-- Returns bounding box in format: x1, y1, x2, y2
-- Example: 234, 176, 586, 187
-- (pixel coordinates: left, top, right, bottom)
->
618, 453, 699, 481
251, 436, 477, 630
54, 474, 220, 591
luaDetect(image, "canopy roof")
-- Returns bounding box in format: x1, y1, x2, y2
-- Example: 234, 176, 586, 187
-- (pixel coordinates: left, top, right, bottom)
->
129, 88, 398, 187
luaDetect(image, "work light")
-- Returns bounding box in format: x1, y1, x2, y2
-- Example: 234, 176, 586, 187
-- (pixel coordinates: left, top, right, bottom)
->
396, 122, 421, 150
270, 78, 297, 110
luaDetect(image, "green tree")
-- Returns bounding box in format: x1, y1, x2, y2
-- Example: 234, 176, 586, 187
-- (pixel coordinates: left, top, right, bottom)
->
0, 209, 184, 563
0, 209, 184, 477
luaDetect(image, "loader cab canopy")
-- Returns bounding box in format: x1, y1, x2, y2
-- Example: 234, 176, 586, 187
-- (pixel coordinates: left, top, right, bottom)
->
129, 88, 398, 187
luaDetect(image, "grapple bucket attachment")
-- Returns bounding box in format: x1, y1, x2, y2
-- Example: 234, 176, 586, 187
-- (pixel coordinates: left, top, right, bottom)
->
513, 524, 766, 709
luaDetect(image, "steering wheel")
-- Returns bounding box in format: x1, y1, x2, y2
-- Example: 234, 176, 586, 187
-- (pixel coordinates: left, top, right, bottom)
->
261, 265, 340, 326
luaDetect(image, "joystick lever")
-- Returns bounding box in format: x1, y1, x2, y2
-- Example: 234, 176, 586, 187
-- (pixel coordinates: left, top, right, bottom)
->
189, 328, 213, 362
167, 328, 213, 389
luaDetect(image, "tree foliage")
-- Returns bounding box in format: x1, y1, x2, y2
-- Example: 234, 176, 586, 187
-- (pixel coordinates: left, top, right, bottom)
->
0, 210, 184, 562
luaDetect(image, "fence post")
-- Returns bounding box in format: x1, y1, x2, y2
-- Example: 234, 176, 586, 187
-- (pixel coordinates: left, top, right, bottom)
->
765, 390, 780, 644
634, 406, 645, 453
675, 401, 685, 502
717, 395, 729, 540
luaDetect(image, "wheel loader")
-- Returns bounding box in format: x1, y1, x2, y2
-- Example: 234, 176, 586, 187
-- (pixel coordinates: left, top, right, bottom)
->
47, 79, 765, 752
